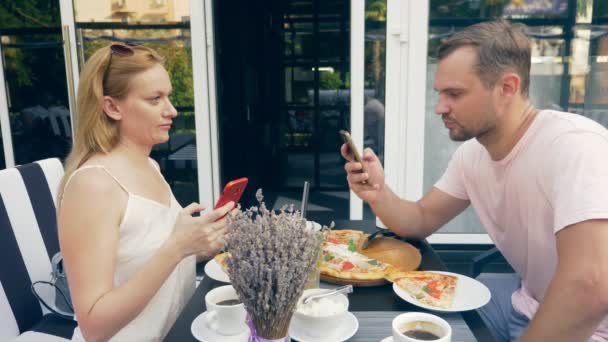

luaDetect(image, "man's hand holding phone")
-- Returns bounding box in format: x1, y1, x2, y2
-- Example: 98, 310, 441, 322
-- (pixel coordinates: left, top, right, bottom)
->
339, 131, 386, 205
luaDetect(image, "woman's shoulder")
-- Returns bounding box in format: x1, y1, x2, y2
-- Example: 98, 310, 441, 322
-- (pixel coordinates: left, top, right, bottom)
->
64, 158, 126, 201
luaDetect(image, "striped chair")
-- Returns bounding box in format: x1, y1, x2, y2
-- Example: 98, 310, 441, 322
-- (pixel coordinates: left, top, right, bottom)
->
0, 158, 76, 341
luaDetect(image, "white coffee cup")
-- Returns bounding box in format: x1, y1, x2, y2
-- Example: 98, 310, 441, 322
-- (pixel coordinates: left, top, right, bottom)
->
305, 220, 322, 231
392, 312, 452, 342
204, 285, 247, 336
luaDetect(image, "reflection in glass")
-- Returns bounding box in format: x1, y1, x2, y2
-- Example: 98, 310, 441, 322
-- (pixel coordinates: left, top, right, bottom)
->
284, 67, 314, 105
580, 57, 608, 128
363, 0, 386, 219
0, 1, 71, 165
424, 18, 581, 233
0, 123, 4, 169
74, 1, 190, 24
73, 0, 197, 206
429, 0, 568, 20
277, 0, 350, 222
594, 1, 608, 19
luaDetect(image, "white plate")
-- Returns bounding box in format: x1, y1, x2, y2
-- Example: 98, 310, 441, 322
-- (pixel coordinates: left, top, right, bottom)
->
393, 271, 491, 312
204, 259, 230, 283
380, 337, 393, 342
191, 311, 250, 342
289, 311, 358, 342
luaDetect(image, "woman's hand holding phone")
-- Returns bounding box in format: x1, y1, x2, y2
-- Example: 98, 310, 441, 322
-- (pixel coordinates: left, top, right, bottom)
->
167, 201, 235, 260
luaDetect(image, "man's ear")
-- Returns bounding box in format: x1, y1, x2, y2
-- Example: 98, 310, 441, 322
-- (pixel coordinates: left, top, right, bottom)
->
102, 96, 122, 121
499, 72, 521, 98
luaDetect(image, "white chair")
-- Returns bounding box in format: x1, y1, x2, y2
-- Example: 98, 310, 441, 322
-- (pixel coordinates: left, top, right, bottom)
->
0, 158, 75, 341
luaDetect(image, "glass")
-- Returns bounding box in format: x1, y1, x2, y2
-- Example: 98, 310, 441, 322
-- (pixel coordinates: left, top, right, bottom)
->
424, 0, 591, 235
363, 0, 386, 219
255, 0, 350, 222
594, 1, 608, 19
429, 0, 568, 20
285, 67, 315, 105
0, 124, 4, 169
304, 255, 321, 289
284, 22, 313, 57
74, 1, 190, 24
318, 22, 345, 59
1, 1, 70, 166
74, 0, 197, 206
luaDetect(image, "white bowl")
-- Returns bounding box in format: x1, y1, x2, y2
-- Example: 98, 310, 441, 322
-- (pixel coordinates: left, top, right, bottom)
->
292, 288, 349, 337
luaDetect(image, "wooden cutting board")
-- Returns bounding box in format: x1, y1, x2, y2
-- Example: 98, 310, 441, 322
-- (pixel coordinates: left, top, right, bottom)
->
320, 233, 421, 287
359, 236, 422, 272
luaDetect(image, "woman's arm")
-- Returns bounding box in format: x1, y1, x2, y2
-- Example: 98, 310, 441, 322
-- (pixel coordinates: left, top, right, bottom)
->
59, 168, 232, 342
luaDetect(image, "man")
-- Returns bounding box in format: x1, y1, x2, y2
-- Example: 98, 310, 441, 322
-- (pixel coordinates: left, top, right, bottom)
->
342, 20, 608, 342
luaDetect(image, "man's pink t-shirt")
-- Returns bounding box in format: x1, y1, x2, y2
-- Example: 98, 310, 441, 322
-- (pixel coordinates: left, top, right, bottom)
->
435, 110, 608, 340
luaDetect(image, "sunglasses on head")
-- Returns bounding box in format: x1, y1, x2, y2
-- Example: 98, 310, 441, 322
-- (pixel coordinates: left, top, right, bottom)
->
103, 42, 139, 90
109, 43, 135, 57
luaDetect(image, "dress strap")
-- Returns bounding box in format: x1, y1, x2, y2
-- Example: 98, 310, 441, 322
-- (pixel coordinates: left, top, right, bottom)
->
62, 165, 130, 204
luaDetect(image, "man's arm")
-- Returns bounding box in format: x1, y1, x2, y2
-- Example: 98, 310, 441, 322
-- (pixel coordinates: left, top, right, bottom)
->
520, 219, 608, 341
341, 144, 469, 239
370, 185, 470, 239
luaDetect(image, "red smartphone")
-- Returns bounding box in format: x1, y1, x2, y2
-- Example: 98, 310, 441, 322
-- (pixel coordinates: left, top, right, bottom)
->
215, 177, 248, 209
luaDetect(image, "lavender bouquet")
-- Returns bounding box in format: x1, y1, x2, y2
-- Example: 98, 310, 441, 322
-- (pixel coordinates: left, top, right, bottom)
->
225, 190, 327, 340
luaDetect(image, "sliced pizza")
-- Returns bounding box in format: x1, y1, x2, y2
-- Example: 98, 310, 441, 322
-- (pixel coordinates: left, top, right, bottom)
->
319, 243, 388, 280
324, 229, 367, 252
388, 271, 458, 309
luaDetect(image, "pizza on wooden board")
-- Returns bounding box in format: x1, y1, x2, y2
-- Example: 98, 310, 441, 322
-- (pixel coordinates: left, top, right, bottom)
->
387, 271, 458, 309
319, 241, 393, 280
319, 229, 395, 281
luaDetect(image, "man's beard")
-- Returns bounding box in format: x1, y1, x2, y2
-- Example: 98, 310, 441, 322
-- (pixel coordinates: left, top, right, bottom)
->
445, 111, 493, 142
449, 125, 475, 141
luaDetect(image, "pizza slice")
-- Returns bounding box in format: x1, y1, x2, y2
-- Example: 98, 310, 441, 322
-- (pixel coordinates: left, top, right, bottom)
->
319, 243, 387, 280
213, 252, 230, 274
325, 229, 366, 252
388, 271, 458, 309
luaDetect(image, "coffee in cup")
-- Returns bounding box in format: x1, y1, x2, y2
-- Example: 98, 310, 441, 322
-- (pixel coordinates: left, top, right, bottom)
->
392, 312, 451, 342
217, 299, 241, 306
204, 285, 247, 335
400, 320, 442, 340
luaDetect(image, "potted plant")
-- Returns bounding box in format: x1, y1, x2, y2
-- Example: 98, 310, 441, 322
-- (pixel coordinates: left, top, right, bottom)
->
225, 190, 327, 341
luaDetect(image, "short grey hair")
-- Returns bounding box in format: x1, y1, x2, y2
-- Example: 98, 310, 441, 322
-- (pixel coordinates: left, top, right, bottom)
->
437, 20, 531, 97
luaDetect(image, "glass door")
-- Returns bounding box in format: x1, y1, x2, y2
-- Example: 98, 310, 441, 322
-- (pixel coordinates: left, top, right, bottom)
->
67, 0, 217, 207
213, 0, 354, 222
0, 0, 73, 168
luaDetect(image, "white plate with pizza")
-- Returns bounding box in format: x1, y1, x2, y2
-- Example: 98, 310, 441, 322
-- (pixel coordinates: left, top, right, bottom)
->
391, 271, 491, 312
204, 254, 231, 283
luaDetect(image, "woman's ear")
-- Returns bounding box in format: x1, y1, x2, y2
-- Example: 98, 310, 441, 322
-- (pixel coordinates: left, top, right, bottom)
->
102, 96, 122, 121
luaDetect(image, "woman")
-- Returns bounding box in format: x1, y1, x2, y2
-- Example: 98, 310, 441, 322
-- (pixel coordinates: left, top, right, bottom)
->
58, 43, 233, 341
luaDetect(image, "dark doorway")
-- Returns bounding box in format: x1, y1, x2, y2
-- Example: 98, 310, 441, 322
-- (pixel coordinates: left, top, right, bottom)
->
214, 0, 351, 223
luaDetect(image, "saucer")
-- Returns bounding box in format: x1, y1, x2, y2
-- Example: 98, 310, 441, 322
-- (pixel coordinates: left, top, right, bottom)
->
380, 337, 393, 342
289, 311, 358, 342
191, 311, 250, 342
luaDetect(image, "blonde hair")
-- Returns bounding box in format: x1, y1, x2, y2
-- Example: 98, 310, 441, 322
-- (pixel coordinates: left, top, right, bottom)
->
59, 43, 164, 200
